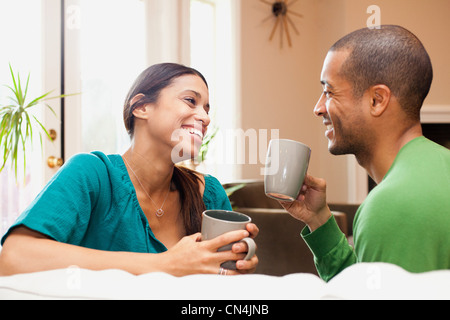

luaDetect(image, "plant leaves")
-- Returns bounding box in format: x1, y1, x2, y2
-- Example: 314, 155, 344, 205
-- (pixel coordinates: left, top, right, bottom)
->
8, 64, 19, 102
0, 65, 78, 181
24, 90, 53, 109
23, 73, 30, 104
44, 103, 57, 118
32, 115, 53, 141
224, 183, 246, 197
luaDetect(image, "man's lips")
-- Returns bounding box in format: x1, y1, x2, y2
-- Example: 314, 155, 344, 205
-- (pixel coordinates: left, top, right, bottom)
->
323, 120, 334, 138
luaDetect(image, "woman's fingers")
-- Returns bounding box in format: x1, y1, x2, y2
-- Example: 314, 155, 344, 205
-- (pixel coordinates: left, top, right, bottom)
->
204, 230, 249, 251
235, 255, 259, 273
246, 223, 259, 239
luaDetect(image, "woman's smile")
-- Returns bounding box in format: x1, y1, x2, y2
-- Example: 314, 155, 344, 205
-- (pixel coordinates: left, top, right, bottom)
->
181, 124, 204, 143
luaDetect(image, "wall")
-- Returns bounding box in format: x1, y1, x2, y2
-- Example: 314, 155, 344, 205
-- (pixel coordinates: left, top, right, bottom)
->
239, 0, 322, 178
238, 0, 450, 203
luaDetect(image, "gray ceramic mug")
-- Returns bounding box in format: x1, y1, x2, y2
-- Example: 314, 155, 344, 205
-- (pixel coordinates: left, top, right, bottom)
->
201, 210, 256, 270
264, 139, 311, 201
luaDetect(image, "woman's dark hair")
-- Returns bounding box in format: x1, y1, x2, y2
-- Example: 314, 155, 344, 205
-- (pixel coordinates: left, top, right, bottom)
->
123, 63, 208, 137
123, 63, 209, 235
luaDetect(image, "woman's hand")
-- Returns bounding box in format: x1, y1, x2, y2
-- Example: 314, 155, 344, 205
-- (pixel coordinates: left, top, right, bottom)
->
161, 226, 259, 276
231, 223, 259, 274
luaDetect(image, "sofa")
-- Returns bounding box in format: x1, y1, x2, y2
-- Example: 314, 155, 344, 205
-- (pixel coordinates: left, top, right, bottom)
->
223, 180, 359, 276
2, 263, 449, 299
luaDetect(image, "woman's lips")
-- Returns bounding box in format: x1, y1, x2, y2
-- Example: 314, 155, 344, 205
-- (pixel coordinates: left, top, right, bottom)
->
181, 126, 204, 140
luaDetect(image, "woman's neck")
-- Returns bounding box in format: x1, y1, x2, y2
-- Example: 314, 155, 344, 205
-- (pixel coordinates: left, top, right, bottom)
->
122, 144, 174, 195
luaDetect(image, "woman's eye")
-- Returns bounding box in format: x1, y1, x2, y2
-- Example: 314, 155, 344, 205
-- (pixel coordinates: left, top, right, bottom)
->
185, 98, 196, 105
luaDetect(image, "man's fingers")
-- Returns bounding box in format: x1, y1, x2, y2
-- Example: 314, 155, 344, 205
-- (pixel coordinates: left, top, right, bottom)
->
303, 174, 327, 191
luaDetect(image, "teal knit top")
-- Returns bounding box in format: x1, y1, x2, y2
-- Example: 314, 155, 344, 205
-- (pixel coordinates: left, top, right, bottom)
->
1, 152, 232, 253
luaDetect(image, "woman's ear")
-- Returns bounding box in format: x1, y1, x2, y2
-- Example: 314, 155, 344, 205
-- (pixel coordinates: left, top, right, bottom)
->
369, 84, 391, 117
130, 94, 149, 120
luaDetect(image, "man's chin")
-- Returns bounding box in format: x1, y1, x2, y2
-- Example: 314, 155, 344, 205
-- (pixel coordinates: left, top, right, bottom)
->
328, 141, 348, 156
328, 147, 341, 156
328, 140, 337, 154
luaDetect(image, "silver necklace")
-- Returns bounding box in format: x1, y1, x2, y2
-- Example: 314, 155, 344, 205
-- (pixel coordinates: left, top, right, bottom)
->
123, 157, 170, 218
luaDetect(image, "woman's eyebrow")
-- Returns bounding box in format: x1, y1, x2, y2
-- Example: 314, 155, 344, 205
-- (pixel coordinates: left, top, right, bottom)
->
183, 89, 201, 97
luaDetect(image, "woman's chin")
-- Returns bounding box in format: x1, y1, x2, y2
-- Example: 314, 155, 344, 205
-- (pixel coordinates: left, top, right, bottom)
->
170, 141, 201, 164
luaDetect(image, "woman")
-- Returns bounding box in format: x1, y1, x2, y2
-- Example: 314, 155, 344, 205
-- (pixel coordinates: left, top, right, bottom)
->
0, 63, 258, 276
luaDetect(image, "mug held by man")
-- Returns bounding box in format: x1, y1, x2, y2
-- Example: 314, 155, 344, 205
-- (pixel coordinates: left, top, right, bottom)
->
264, 139, 311, 201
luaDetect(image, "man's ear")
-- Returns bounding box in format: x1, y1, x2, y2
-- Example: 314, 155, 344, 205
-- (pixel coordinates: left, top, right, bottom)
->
368, 84, 391, 117
130, 94, 149, 120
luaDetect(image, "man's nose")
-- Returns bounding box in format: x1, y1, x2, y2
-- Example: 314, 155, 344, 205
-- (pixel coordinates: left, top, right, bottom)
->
314, 93, 327, 117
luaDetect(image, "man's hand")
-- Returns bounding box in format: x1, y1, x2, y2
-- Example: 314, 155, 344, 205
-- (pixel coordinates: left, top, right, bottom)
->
279, 174, 332, 232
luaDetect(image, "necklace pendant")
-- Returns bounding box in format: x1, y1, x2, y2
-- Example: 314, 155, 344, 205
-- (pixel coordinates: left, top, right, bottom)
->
156, 208, 164, 217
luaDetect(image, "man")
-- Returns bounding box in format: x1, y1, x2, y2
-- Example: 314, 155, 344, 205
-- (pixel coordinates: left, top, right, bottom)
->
281, 25, 450, 282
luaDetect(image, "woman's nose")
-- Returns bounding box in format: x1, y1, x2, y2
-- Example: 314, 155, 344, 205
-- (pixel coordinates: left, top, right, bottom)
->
195, 107, 211, 127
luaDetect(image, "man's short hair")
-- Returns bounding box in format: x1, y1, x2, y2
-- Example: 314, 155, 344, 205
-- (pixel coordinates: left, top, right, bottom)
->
330, 25, 433, 120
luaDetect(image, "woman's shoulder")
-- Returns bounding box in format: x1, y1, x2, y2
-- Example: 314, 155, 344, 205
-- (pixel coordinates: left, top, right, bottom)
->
202, 174, 227, 198
65, 151, 121, 167
64, 151, 99, 165
202, 174, 232, 209
203, 174, 222, 188
60, 151, 124, 181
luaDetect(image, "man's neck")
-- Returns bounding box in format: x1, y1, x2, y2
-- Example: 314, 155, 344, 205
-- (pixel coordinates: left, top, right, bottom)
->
356, 123, 423, 184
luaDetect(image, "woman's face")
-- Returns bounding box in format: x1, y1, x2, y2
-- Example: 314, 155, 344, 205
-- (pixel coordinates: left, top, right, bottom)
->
134, 74, 211, 162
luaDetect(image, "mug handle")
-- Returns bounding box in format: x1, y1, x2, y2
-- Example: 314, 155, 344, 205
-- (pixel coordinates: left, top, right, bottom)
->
240, 237, 256, 260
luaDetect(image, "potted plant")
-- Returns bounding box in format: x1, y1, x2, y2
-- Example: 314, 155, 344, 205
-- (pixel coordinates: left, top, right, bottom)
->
179, 125, 245, 202
179, 126, 219, 170
0, 64, 72, 182
198, 126, 219, 164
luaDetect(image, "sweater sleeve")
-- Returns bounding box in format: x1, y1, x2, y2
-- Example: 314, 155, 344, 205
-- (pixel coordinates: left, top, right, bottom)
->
1, 153, 105, 246
301, 216, 357, 282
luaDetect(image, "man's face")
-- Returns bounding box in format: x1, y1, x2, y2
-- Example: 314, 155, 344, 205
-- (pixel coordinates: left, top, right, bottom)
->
314, 50, 369, 156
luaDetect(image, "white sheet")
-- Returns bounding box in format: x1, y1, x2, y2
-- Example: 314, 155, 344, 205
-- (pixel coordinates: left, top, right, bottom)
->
0, 262, 449, 300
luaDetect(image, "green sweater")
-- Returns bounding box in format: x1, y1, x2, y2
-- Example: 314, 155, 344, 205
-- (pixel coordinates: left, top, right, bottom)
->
302, 136, 450, 282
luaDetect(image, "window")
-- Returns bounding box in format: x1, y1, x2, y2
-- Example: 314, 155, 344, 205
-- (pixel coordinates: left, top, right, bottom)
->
190, 0, 239, 183
65, 0, 240, 182
0, 1, 240, 240
65, 0, 146, 157
0, 0, 44, 238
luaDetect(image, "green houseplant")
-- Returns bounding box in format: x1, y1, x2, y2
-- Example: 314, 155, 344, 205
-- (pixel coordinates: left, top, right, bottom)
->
192, 126, 245, 203
0, 64, 69, 181
198, 126, 219, 163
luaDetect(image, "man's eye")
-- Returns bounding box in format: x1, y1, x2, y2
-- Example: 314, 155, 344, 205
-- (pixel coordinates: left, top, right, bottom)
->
323, 91, 332, 99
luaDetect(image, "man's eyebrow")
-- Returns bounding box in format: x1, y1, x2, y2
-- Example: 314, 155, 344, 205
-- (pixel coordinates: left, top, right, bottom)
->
320, 80, 334, 89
